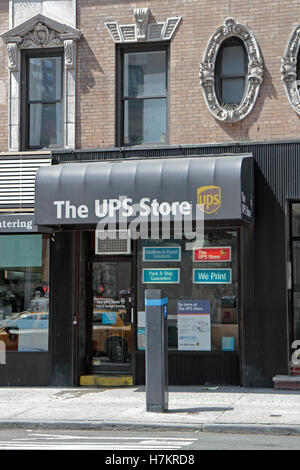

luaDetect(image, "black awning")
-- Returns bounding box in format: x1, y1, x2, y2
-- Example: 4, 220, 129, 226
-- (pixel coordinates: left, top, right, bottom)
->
35, 154, 254, 225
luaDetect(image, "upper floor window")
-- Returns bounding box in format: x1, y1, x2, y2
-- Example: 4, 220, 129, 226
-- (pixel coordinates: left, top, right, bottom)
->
22, 50, 63, 149
119, 45, 168, 146
216, 37, 247, 107
1, 15, 81, 151
200, 18, 263, 123
282, 21, 300, 116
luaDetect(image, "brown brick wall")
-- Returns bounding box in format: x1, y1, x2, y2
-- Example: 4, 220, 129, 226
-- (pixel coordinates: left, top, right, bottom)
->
1, 1, 300, 151
76, 0, 300, 149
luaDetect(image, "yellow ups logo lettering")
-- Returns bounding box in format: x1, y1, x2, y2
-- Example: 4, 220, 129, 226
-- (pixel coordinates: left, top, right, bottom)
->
197, 186, 221, 214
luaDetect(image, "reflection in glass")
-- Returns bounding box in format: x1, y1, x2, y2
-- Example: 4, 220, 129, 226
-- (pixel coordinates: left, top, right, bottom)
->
293, 241, 300, 340
92, 262, 132, 366
123, 50, 167, 145
137, 232, 239, 352
217, 38, 246, 105
124, 51, 166, 97
292, 203, 300, 237
29, 58, 62, 101
0, 235, 50, 352
28, 56, 62, 148
124, 99, 166, 145
221, 46, 245, 76
222, 77, 245, 104
29, 103, 62, 147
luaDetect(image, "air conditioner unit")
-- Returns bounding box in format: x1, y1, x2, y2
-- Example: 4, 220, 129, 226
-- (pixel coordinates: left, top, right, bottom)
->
95, 229, 131, 255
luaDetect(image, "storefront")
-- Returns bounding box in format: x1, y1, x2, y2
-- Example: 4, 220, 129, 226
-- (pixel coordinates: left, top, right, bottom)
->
34, 153, 254, 386
0, 214, 51, 385
0, 141, 293, 388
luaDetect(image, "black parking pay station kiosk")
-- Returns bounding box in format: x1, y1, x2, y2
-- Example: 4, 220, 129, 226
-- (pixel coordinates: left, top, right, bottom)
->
145, 289, 168, 412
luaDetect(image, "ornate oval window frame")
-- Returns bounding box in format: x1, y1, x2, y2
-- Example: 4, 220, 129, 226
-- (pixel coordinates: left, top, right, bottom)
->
200, 18, 263, 122
281, 24, 300, 115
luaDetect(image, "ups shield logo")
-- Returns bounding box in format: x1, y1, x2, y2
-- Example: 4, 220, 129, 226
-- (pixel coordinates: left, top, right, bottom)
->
197, 185, 221, 214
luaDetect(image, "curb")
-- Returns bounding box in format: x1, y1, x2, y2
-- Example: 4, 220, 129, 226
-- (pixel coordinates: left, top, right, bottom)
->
0, 420, 300, 436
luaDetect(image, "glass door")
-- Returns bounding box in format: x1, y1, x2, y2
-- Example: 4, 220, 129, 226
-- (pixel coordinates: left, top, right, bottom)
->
91, 261, 133, 371
291, 204, 300, 344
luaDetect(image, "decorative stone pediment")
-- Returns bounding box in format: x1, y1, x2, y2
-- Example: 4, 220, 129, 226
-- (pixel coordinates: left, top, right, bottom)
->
1, 13, 81, 49
281, 24, 300, 115
199, 18, 263, 123
105, 8, 181, 43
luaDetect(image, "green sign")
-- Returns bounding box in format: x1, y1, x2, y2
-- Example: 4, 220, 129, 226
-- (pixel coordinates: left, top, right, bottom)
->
193, 268, 232, 284
142, 268, 180, 284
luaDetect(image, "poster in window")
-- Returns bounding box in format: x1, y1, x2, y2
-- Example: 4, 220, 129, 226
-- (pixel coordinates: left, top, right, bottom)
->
177, 300, 211, 351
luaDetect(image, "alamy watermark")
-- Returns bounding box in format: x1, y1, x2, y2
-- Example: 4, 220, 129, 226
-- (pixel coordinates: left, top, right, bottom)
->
94, 197, 205, 249
291, 340, 300, 365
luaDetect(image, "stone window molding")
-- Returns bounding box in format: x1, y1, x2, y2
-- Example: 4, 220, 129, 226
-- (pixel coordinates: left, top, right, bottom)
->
281, 23, 300, 115
200, 18, 263, 123
105, 8, 181, 43
1, 13, 82, 151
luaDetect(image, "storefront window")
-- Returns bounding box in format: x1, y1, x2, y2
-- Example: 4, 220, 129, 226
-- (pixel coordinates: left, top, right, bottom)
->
137, 231, 239, 352
292, 203, 300, 237
291, 203, 300, 341
0, 235, 50, 352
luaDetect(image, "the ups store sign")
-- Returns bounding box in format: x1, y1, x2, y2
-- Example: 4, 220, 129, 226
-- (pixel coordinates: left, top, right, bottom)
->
34, 155, 254, 227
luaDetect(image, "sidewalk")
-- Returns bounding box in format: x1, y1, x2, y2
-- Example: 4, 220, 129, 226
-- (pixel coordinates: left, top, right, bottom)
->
0, 386, 300, 435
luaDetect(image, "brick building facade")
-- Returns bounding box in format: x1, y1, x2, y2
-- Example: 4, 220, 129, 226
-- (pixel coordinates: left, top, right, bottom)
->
0, 1, 300, 149
0, 1, 299, 389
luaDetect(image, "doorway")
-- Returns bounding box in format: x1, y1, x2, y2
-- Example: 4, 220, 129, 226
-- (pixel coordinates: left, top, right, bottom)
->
89, 260, 134, 374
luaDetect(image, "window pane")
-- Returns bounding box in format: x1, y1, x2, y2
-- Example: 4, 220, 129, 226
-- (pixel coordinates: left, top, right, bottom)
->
222, 77, 245, 104
137, 231, 239, 352
0, 235, 50, 352
124, 98, 166, 145
221, 45, 245, 76
124, 51, 166, 97
92, 262, 131, 366
293, 241, 300, 340
29, 57, 62, 101
292, 203, 300, 236
29, 102, 62, 147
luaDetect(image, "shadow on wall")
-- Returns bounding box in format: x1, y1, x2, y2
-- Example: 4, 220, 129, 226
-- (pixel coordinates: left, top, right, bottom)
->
217, 65, 277, 142
78, 38, 104, 95
76, 38, 105, 148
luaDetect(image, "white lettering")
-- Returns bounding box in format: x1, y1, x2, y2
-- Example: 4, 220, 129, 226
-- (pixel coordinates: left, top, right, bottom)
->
65, 201, 77, 219
109, 199, 121, 217
121, 197, 133, 217
139, 198, 151, 217
77, 205, 89, 218
54, 201, 65, 219
151, 199, 160, 216
55, 197, 194, 221
95, 200, 108, 217
159, 202, 171, 216
179, 201, 192, 215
